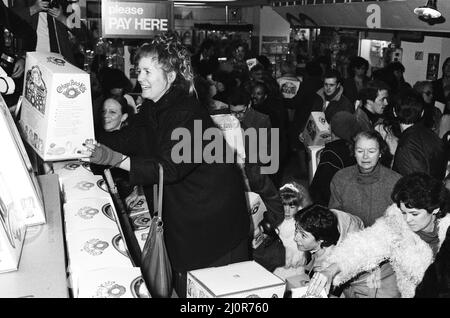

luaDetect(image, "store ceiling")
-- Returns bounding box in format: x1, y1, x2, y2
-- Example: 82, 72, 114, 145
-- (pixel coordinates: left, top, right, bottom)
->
273, 0, 450, 33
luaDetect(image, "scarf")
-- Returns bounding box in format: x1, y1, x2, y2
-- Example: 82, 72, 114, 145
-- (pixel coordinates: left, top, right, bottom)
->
324, 87, 340, 102
416, 222, 440, 257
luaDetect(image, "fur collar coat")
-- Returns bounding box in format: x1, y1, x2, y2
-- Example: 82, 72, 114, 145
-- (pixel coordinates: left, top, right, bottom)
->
326, 203, 450, 297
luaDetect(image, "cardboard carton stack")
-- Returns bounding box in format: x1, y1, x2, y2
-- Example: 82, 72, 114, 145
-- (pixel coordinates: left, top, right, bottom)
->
54, 161, 149, 298
0, 95, 45, 273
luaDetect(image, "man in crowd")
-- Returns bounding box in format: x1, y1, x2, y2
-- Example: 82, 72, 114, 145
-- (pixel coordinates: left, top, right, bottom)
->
355, 80, 390, 131
392, 89, 447, 180
311, 69, 354, 123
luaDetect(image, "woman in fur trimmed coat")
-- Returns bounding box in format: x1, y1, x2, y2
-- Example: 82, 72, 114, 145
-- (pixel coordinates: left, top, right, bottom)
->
307, 172, 450, 298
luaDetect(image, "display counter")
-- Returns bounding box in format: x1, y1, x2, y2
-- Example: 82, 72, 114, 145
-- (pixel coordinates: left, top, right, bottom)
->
0, 174, 68, 298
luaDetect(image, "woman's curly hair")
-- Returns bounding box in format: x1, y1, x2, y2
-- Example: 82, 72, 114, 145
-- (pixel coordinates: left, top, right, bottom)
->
134, 32, 195, 94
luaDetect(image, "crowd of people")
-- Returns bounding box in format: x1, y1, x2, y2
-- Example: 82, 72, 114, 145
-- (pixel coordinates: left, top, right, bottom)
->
1, 2, 450, 297
80, 33, 450, 298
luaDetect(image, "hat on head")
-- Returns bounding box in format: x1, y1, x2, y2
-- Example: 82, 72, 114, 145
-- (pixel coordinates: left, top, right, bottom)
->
330, 111, 361, 142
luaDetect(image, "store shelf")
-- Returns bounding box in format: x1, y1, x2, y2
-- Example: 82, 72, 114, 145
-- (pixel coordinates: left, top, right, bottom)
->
0, 174, 68, 298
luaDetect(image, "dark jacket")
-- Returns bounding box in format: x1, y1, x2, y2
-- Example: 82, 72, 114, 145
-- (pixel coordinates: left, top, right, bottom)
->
392, 123, 447, 180
343, 76, 369, 106
311, 86, 355, 122
98, 86, 250, 272
292, 75, 323, 136
415, 226, 450, 298
309, 139, 355, 206
252, 96, 289, 164
432, 77, 448, 105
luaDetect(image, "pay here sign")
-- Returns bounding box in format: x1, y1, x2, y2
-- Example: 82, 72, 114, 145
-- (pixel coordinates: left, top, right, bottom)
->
101, 0, 172, 38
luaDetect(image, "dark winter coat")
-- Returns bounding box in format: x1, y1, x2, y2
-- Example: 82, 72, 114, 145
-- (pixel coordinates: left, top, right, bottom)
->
392, 123, 447, 180
415, 226, 450, 298
98, 86, 250, 272
342, 76, 369, 106
309, 139, 355, 206
311, 86, 355, 123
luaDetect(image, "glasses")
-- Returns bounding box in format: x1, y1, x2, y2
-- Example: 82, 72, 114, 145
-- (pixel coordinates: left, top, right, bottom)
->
423, 91, 433, 96
230, 105, 248, 116
283, 203, 297, 209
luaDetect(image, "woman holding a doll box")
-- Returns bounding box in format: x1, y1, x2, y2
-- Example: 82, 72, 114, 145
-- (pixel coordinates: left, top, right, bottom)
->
80, 33, 250, 298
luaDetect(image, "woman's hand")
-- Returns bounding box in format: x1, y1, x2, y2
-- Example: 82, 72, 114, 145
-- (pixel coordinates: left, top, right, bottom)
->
306, 263, 340, 297
79, 139, 124, 167
12, 58, 25, 78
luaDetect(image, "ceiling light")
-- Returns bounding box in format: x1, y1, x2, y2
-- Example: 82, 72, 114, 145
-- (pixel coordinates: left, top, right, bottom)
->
414, 0, 442, 19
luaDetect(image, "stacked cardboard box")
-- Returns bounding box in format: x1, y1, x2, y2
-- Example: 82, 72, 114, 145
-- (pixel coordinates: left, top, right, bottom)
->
19, 52, 95, 162
54, 162, 149, 298
0, 95, 45, 273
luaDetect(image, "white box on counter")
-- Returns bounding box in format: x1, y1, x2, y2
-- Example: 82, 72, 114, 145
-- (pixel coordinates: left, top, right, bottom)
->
63, 197, 118, 235
0, 96, 45, 226
65, 228, 133, 274
302, 111, 331, 146
52, 160, 94, 187
187, 261, 286, 298
62, 174, 110, 203
19, 52, 94, 161
76, 267, 150, 298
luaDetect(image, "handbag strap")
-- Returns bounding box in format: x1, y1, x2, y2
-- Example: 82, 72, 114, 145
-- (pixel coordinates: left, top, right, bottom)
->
153, 163, 163, 219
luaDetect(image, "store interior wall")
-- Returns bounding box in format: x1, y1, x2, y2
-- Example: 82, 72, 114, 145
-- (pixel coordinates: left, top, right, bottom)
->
401, 36, 450, 84
259, 6, 290, 54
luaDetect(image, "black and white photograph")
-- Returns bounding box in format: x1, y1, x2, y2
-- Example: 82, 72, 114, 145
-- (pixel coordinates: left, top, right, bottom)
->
1, 0, 450, 305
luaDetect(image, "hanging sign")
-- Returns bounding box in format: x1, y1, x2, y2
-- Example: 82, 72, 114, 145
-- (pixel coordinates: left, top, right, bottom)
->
101, 0, 172, 38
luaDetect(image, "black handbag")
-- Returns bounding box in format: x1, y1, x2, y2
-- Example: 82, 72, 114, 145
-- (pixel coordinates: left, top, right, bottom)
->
252, 212, 286, 272
140, 164, 173, 298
